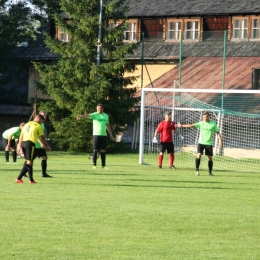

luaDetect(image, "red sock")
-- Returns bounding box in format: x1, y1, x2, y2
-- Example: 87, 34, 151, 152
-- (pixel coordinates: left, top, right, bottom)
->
169, 153, 174, 166
158, 154, 163, 166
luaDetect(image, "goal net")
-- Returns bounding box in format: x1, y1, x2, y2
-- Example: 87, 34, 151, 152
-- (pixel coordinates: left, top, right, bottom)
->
138, 86, 260, 173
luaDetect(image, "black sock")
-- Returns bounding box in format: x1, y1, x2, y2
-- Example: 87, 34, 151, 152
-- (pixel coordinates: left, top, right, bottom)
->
41, 160, 47, 174
12, 151, 17, 163
208, 160, 213, 172
196, 158, 200, 170
5, 151, 9, 162
27, 165, 34, 181
92, 150, 98, 165
100, 152, 106, 167
17, 164, 30, 179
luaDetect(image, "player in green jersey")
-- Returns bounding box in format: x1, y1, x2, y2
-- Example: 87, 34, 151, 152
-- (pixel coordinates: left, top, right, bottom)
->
2, 123, 25, 163
77, 104, 114, 169
177, 112, 223, 176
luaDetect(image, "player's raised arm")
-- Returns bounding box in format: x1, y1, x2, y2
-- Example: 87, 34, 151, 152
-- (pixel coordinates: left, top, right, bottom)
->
76, 113, 90, 120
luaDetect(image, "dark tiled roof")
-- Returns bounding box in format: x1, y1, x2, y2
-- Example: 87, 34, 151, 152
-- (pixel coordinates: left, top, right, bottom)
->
0, 104, 33, 115
14, 25, 59, 61
126, 0, 260, 17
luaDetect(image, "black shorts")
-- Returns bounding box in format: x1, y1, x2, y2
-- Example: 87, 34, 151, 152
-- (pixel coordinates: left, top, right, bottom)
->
22, 141, 35, 161
33, 148, 47, 159
3, 138, 16, 148
197, 144, 213, 156
93, 135, 107, 150
160, 142, 174, 153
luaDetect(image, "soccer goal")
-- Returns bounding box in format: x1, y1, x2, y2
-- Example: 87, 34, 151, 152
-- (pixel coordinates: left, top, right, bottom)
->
138, 86, 260, 173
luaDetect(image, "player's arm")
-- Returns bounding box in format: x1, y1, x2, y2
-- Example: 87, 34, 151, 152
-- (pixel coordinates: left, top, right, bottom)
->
6, 134, 13, 148
216, 132, 223, 148
106, 124, 114, 140
173, 129, 184, 139
76, 113, 91, 120
39, 135, 51, 151
17, 132, 24, 153
177, 123, 196, 128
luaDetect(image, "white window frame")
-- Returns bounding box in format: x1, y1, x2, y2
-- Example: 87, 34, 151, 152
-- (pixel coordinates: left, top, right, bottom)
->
167, 20, 182, 40
251, 17, 260, 40
232, 17, 248, 40
58, 28, 70, 42
123, 20, 137, 42
184, 20, 199, 40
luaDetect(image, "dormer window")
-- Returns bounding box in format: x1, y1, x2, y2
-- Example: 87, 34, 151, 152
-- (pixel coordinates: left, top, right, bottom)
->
184, 20, 199, 40
168, 21, 182, 40
58, 28, 70, 42
251, 18, 260, 39
166, 18, 200, 41
233, 18, 248, 39
124, 21, 137, 41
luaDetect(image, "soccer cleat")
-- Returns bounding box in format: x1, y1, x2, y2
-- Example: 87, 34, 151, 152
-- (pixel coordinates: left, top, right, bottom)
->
158, 166, 162, 168
6, 162, 10, 164
195, 171, 200, 176
42, 173, 52, 178
102, 166, 108, 169
15, 179, 23, 184
29, 180, 37, 184
13, 162, 18, 164
92, 166, 97, 169
169, 165, 176, 169
209, 172, 214, 176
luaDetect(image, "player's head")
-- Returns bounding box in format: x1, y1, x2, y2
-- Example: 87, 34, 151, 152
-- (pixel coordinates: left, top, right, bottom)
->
96, 104, 104, 114
164, 112, 171, 122
39, 111, 47, 121
35, 113, 45, 123
203, 112, 210, 122
19, 122, 25, 130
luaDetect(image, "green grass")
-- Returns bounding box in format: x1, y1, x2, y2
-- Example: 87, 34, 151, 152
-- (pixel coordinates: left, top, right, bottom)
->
1, 152, 259, 260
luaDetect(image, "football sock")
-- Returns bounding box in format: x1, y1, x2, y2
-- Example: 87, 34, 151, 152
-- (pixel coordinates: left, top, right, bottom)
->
12, 151, 17, 162
5, 151, 9, 162
208, 160, 213, 172
196, 158, 201, 170
92, 150, 98, 165
158, 154, 163, 166
100, 152, 106, 166
17, 164, 30, 179
169, 153, 174, 166
41, 160, 47, 174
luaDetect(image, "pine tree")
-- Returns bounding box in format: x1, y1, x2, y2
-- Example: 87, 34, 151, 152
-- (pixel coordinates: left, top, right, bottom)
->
34, 0, 140, 151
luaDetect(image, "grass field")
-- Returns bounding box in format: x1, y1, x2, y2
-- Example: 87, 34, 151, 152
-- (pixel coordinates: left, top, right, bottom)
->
1, 152, 259, 260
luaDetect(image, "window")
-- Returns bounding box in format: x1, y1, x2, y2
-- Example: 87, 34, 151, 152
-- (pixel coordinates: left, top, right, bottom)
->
58, 28, 70, 42
184, 21, 199, 40
166, 18, 200, 41
251, 18, 260, 39
168, 21, 182, 40
232, 18, 248, 40
124, 22, 137, 41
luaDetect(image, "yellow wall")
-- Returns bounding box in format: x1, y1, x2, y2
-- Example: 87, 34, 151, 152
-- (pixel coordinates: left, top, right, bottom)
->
125, 63, 177, 90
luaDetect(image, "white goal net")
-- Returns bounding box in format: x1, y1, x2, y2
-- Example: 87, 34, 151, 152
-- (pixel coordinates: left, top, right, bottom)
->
138, 86, 260, 173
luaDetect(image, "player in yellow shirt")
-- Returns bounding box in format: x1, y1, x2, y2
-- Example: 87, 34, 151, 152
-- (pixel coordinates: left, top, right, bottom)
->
15, 114, 50, 184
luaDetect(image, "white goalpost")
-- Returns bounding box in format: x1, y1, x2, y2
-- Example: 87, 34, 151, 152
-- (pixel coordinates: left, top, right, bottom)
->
139, 86, 260, 173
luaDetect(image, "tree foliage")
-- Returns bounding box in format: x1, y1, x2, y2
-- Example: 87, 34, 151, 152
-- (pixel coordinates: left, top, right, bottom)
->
34, 0, 140, 152
0, 0, 37, 103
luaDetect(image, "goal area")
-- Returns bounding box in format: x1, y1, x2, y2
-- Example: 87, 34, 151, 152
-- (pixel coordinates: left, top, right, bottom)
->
138, 87, 260, 173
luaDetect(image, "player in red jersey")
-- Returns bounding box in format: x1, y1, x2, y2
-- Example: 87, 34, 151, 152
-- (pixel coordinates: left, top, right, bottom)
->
153, 112, 183, 169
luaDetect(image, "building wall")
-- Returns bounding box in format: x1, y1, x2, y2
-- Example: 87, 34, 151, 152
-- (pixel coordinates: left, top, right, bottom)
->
124, 63, 178, 90
28, 63, 51, 101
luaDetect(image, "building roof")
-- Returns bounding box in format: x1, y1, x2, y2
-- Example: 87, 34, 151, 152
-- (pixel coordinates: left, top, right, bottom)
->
142, 56, 260, 114
0, 104, 33, 116
126, 0, 260, 17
